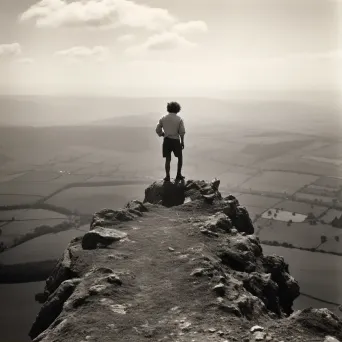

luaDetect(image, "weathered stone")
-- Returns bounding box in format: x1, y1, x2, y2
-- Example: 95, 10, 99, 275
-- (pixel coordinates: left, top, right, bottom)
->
324, 336, 341, 342
91, 208, 136, 229
262, 255, 300, 315
250, 326, 264, 333
254, 331, 266, 341
89, 285, 107, 295
243, 272, 282, 317
106, 274, 122, 285
125, 200, 148, 213
202, 213, 232, 234
212, 283, 225, 296
144, 180, 185, 207
29, 278, 81, 339
211, 178, 220, 191
82, 228, 127, 250
290, 308, 342, 339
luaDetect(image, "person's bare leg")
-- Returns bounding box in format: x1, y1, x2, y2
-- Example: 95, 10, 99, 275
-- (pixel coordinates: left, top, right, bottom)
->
177, 155, 183, 177
165, 156, 171, 180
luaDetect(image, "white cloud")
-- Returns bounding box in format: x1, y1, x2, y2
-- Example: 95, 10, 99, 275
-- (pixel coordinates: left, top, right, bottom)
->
20, 0, 176, 31
126, 32, 196, 55
172, 21, 208, 35
0, 43, 22, 58
117, 34, 135, 43
15, 58, 34, 64
55, 46, 110, 63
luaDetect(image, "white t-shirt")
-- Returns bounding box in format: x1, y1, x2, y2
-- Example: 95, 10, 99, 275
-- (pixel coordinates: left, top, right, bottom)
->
155, 113, 186, 140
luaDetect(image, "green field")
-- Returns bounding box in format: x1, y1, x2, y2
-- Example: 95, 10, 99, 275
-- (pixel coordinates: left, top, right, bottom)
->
259, 221, 342, 249
239, 171, 319, 195
0, 229, 84, 264
46, 184, 147, 214
273, 200, 327, 216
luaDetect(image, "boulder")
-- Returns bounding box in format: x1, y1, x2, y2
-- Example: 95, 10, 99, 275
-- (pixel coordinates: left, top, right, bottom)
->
91, 208, 136, 229
144, 180, 185, 207
29, 278, 81, 340
243, 272, 282, 317
290, 308, 342, 339
125, 200, 148, 213
201, 213, 233, 233
41, 248, 77, 302
82, 228, 127, 250
262, 255, 300, 315
223, 198, 254, 235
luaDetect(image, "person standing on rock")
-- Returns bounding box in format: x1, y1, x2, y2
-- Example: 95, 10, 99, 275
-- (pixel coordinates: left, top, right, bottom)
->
156, 102, 186, 182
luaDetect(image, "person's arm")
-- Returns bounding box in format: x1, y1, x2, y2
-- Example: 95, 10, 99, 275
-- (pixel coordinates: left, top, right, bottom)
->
179, 119, 185, 148
156, 118, 164, 137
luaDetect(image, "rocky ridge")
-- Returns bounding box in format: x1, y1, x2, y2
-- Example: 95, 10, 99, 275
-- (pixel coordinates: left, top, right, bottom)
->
30, 178, 342, 342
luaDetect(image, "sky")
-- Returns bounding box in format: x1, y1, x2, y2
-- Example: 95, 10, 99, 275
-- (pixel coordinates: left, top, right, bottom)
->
0, 0, 341, 96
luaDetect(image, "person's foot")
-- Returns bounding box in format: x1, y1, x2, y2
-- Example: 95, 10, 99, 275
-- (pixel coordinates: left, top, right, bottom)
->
175, 174, 185, 181
163, 175, 171, 181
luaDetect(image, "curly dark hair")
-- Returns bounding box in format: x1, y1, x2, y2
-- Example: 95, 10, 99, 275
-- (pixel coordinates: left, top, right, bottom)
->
167, 102, 181, 114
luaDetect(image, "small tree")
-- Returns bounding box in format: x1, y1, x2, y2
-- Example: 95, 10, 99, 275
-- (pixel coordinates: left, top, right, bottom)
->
321, 235, 327, 244
335, 236, 340, 242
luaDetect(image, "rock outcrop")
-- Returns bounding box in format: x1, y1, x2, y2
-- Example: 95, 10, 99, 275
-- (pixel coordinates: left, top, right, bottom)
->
29, 178, 342, 342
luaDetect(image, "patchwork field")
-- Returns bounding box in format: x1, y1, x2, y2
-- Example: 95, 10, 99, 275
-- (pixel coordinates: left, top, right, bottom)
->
0, 182, 62, 197
261, 209, 307, 222
0, 229, 85, 264
319, 239, 342, 254
0, 218, 67, 243
258, 221, 342, 249
239, 171, 319, 195
0, 209, 67, 221
313, 176, 342, 189
273, 200, 327, 217
235, 193, 281, 209
321, 209, 342, 224
295, 192, 336, 205
46, 184, 147, 214
0, 194, 42, 206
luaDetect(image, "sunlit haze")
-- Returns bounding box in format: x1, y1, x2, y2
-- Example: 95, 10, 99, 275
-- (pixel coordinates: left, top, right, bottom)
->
0, 0, 341, 97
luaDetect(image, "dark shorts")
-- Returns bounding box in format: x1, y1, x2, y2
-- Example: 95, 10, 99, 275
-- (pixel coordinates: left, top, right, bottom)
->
163, 137, 182, 158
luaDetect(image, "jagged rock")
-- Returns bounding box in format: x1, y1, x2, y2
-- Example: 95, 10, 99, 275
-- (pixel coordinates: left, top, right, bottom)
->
40, 247, 77, 302
262, 255, 300, 315
235, 294, 268, 320
217, 235, 262, 273
290, 308, 342, 339
125, 200, 148, 213
82, 227, 127, 250
29, 278, 81, 339
106, 274, 122, 285
28, 178, 342, 342
211, 178, 220, 191
223, 198, 254, 235
250, 326, 264, 333
201, 213, 232, 233
212, 283, 226, 296
144, 180, 185, 207
325, 336, 341, 342
254, 331, 266, 340
185, 179, 222, 202
243, 272, 282, 317
91, 208, 137, 229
